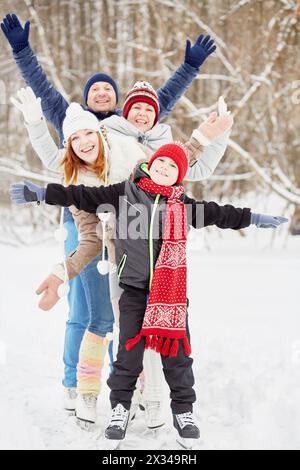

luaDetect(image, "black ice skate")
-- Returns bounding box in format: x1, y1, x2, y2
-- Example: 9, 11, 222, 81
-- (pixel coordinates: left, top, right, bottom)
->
173, 412, 200, 449
104, 403, 129, 449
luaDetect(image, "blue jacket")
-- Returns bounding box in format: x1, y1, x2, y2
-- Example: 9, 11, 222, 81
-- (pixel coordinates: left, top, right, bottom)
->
13, 45, 199, 145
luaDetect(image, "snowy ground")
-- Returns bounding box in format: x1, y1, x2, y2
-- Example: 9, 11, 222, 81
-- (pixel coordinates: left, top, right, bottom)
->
0, 224, 299, 450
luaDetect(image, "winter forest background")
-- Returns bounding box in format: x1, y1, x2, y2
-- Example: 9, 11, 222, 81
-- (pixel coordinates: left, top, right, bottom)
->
0, 0, 300, 451
0, 0, 300, 243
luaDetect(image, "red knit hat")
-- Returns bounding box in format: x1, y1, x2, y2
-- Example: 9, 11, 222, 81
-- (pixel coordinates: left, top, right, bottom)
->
123, 81, 160, 126
147, 142, 189, 183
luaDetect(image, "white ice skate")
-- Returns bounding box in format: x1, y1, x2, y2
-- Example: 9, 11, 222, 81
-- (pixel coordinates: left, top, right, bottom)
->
173, 412, 200, 449
144, 400, 165, 429
102, 403, 130, 450
63, 387, 77, 412
75, 393, 97, 430
129, 388, 144, 421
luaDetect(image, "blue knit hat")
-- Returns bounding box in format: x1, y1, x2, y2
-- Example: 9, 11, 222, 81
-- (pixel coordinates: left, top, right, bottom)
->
83, 73, 119, 105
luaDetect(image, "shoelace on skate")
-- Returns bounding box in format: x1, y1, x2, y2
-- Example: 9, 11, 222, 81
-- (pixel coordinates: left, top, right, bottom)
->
110, 404, 128, 430
146, 401, 161, 411
176, 412, 195, 429
82, 394, 97, 408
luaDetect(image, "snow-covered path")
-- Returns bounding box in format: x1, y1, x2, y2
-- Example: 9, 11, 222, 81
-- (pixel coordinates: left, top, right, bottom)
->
0, 229, 299, 450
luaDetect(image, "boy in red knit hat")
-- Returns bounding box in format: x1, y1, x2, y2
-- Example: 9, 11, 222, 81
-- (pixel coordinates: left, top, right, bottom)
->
10, 143, 288, 449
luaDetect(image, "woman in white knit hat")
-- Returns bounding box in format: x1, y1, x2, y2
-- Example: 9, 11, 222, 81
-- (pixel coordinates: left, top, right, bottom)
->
11, 88, 145, 429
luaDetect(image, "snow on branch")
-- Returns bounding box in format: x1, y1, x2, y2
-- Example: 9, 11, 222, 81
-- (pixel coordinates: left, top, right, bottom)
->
178, 95, 300, 205
228, 138, 300, 204
209, 172, 255, 181
235, 14, 294, 113
0, 164, 60, 184
220, 0, 252, 21
23, 0, 70, 101
156, 0, 243, 80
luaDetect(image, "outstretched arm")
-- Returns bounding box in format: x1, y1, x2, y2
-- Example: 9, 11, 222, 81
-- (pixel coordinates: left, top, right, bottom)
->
184, 195, 251, 230
11, 87, 63, 172
183, 194, 288, 230
185, 130, 231, 181
9, 179, 126, 215
185, 96, 233, 180
156, 34, 216, 119
1, 14, 69, 143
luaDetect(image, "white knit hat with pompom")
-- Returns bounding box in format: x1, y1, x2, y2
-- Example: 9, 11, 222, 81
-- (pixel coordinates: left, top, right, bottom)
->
63, 102, 99, 142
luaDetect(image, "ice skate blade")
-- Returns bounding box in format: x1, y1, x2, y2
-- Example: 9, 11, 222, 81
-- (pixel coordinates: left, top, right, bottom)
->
147, 422, 165, 430
98, 437, 122, 450
76, 417, 95, 431
176, 433, 200, 450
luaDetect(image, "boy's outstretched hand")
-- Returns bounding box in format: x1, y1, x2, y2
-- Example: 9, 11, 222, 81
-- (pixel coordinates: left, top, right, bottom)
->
10, 180, 46, 204
251, 213, 289, 229
1, 13, 30, 52
36, 274, 63, 311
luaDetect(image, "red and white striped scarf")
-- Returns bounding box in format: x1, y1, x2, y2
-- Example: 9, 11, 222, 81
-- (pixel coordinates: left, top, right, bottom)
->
125, 177, 191, 357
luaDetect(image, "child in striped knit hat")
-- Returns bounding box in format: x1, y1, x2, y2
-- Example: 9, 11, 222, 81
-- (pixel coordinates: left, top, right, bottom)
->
10, 142, 288, 449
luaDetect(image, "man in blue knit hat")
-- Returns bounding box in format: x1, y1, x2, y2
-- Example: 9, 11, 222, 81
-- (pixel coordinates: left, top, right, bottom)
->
83, 72, 119, 115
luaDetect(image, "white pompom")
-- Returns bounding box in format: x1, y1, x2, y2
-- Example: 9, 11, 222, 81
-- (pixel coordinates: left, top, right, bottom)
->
54, 227, 68, 242
57, 283, 70, 298
97, 260, 109, 275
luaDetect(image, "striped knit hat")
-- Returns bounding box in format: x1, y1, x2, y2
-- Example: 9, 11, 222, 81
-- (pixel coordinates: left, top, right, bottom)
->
123, 81, 160, 126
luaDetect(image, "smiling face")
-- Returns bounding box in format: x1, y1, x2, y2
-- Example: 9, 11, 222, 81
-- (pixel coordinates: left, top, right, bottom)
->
87, 81, 117, 113
126, 102, 156, 133
70, 129, 100, 165
149, 156, 179, 186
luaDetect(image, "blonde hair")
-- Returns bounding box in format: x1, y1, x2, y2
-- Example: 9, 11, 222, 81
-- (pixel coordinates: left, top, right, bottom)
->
60, 131, 106, 185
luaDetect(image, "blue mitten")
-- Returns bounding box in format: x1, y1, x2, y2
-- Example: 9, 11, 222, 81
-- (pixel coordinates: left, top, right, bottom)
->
184, 34, 216, 69
1, 13, 30, 52
9, 180, 46, 205
251, 213, 289, 229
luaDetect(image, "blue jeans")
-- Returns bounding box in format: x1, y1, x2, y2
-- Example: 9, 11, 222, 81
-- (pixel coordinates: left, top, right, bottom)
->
62, 219, 114, 388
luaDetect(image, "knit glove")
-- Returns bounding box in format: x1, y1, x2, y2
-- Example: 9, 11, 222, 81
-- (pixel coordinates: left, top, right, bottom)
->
36, 274, 63, 311
184, 34, 216, 69
9, 180, 46, 205
194, 97, 234, 146
11, 87, 43, 124
251, 213, 289, 229
1, 14, 30, 53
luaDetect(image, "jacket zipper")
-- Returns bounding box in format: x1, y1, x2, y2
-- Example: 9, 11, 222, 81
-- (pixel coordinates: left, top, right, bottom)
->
149, 194, 160, 289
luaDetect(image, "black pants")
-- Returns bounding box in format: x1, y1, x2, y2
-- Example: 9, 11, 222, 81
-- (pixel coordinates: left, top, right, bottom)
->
107, 284, 196, 414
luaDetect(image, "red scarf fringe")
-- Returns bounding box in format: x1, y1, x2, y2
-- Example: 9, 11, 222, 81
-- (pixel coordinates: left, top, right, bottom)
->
125, 334, 191, 357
